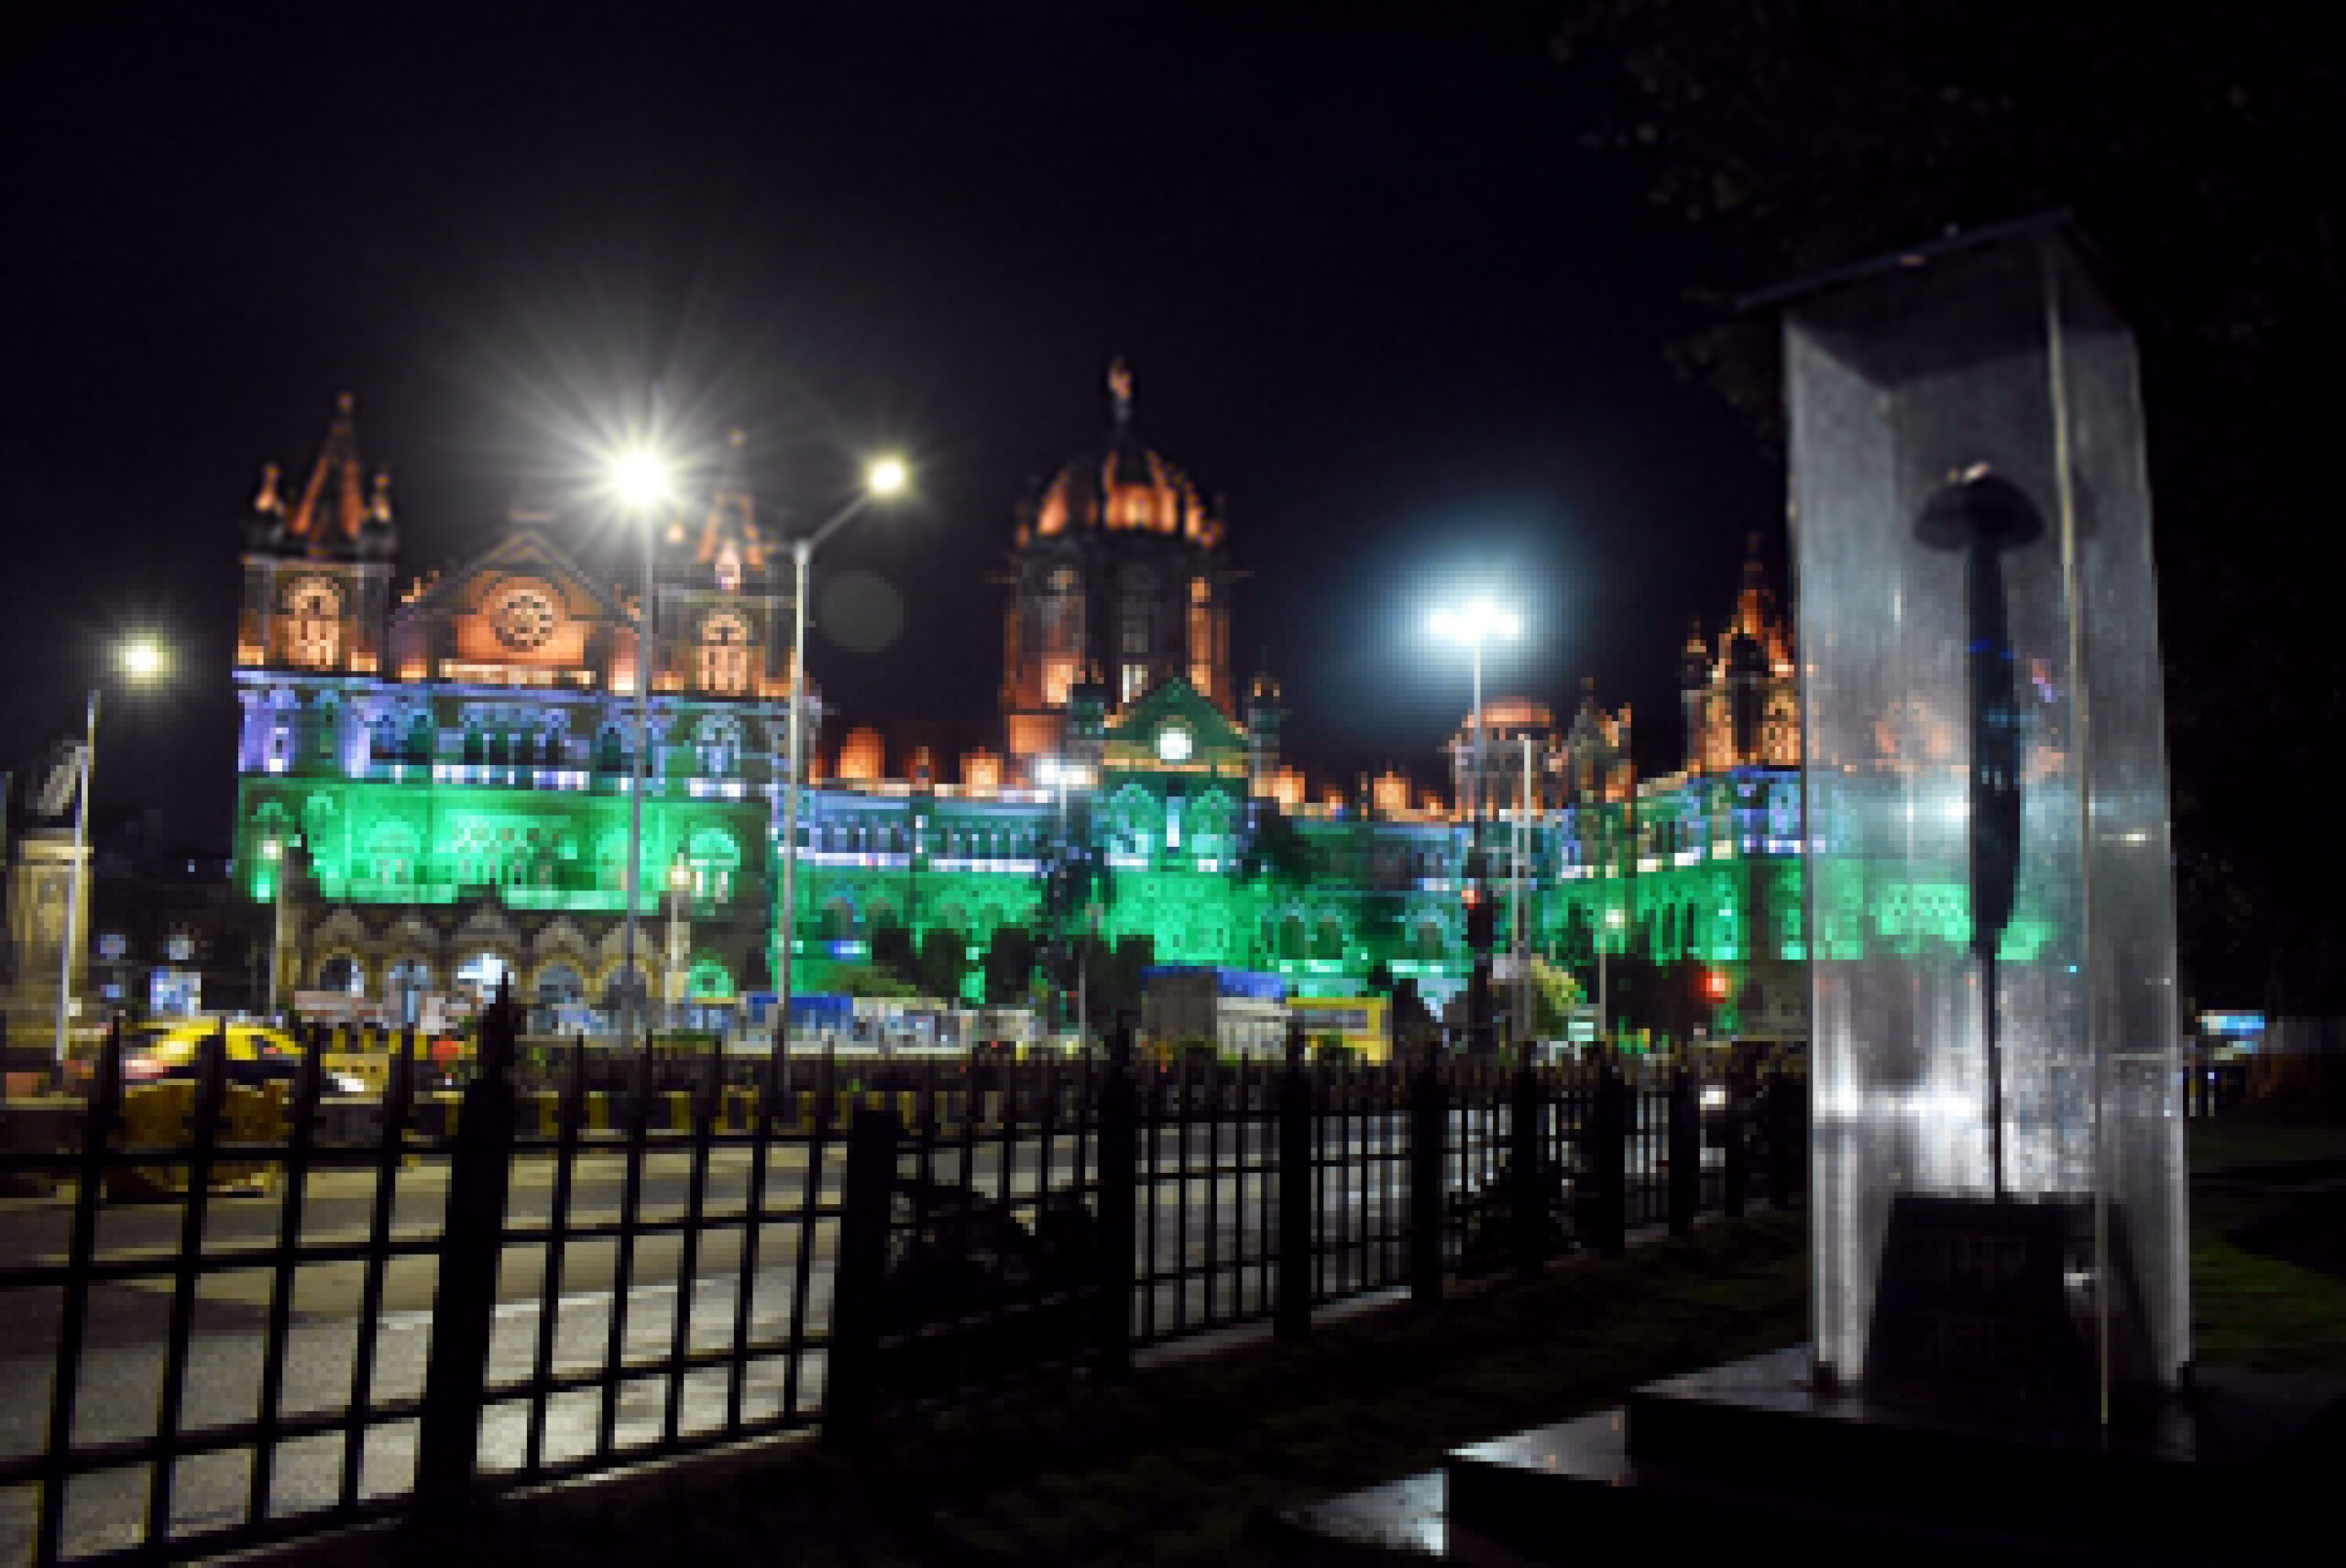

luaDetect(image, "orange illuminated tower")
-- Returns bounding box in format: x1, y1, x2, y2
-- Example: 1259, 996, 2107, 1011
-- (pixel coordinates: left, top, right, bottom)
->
1000, 360, 1236, 777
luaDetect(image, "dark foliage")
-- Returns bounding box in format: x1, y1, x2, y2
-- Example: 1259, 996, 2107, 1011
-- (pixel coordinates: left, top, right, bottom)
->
1555, 0, 2346, 1008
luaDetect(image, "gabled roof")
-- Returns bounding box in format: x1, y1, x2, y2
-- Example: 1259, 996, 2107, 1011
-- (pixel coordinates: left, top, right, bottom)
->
1102, 674, 1247, 773
389, 526, 629, 627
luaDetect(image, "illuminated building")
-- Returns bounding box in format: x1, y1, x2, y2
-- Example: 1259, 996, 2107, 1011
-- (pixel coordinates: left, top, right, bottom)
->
234, 401, 785, 1025
225, 369, 2048, 1050
1000, 358, 1237, 766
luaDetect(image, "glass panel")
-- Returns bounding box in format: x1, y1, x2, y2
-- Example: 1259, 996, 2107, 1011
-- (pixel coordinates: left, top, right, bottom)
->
1782, 224, 2185, 1411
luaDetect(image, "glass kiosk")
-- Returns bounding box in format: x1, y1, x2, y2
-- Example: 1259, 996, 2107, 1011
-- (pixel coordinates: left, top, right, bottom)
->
1783, 214, 2187, 1423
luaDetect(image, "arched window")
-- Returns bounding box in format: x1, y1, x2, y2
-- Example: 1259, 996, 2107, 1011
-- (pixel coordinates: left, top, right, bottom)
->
462, 729, 486, 765
366, 820, 420, 888
535, 963, 585, 1006
1411, 919, 1444, 961
686, 827, 741, 903
696, 714, 744, 778
600, 963, 648, 1011
455, 951, 512, 1002
1276, 916, 1308, 961
1312, 916, 1345, 962
596, 727, 625, 773
407, 712, 435, 762
698, 611, 753, 696
386, 958, 433, 1026
283, 576, 343, 669
315, 955, 364, 995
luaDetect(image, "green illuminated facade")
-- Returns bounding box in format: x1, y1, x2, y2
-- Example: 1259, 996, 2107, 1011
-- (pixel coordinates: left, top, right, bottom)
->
233, 377, 2045, 1045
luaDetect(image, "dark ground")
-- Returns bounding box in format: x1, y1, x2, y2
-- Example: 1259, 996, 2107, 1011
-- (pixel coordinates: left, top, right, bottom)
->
247, 1101, 2346, 1567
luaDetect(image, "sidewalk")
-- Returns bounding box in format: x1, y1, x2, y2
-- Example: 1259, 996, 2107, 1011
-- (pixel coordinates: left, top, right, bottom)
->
247, 1212, 1809, 1566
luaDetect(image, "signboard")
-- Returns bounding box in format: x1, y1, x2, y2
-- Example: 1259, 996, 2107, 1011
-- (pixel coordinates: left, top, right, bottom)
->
294, 992, 392, 1026
149, 969, 202, 1016
1288, 994, 1389, 1061
417, 992, 477, 1036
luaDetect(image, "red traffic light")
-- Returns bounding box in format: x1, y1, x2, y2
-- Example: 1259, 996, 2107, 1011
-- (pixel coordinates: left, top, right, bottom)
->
1462, 888, 1495, 951
1701, 969, 1732, 1003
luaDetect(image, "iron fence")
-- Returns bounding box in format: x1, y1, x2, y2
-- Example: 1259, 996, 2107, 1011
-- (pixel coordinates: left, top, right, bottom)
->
0, 1005, 1804, 1564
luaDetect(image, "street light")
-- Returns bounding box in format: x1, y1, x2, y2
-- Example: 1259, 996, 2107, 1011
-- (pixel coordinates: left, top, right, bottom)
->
776, 457, 913, 1069
55, 635, 171, 1071
607, 436, 676, 1049
1431, 599, 1518, 1052
665, 850, 694, 1033
261, 832, 297, 1020
1036, 756, 1092, 1048
1599, 904, 1624, 1054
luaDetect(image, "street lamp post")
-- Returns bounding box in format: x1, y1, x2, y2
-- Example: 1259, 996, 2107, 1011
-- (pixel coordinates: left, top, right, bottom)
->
609, 439, 675, 1051
665, 850, 693, 1033
1036, 755, 1090, 1048
1431, 601, 1518, 1053
1516, 732, 1533, 1053
263, 834, 295, 1019
777, 457, 909, 1069
54, 637, 170, 1074
1598, 903, 1624, 1052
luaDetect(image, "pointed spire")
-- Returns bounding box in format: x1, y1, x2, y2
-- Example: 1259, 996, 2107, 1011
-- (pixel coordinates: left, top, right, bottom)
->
1107, 356, 1134, 428
253, 462, 284, 516
286, 392, 366, 552
1736, 532, 1771, 632
356, 466, 398, 559
693, 428, 766, 584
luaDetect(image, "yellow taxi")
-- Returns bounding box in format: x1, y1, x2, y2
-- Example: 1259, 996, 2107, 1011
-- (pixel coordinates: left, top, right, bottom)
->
121, 1020, 305, 1086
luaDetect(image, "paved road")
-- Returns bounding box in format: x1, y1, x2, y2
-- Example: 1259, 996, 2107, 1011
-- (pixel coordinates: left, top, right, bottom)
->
0, 1109, 1698, 1559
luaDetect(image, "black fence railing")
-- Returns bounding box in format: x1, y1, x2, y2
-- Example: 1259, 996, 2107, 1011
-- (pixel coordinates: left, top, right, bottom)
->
0, 1004, 1805, 1564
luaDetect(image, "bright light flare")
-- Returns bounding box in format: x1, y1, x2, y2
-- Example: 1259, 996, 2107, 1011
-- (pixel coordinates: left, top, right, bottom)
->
1430, 599, 1522, 644
865, 455, 911, 499
117, 636, 170, 683
608, 445, 674, 511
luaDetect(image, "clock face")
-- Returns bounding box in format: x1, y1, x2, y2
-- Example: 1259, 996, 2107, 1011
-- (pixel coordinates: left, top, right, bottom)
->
284, 576, 342, 618
488, 582, 560, 652
1155, 725, 1193, 763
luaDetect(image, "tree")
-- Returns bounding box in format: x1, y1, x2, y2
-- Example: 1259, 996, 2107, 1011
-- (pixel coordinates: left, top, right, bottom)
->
1058, 931, 1157, 1031
1555, 0, 2346, 1008
1528, 957, 1585, 1038
826, 963, 921, 1001
1390, 978, 1438, 1051
915, 929, 969, 1003
981, 926, 1039, 1007
868, 922, 918, 988
1242, 806, 1312, 888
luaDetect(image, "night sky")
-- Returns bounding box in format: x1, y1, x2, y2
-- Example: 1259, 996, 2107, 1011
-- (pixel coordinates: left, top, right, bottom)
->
4, 5, 1778, 847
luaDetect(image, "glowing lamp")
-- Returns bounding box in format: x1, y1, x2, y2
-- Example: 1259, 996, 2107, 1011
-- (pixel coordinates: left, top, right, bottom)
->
118, 636, 170, 683
608, 445, 674, 511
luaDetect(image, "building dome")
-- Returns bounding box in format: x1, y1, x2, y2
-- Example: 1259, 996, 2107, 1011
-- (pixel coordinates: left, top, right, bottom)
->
1019, 359, 1223, 547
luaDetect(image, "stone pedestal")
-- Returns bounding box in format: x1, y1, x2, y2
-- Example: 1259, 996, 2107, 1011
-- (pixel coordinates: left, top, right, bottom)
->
1446, 1346, 2346, 1566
